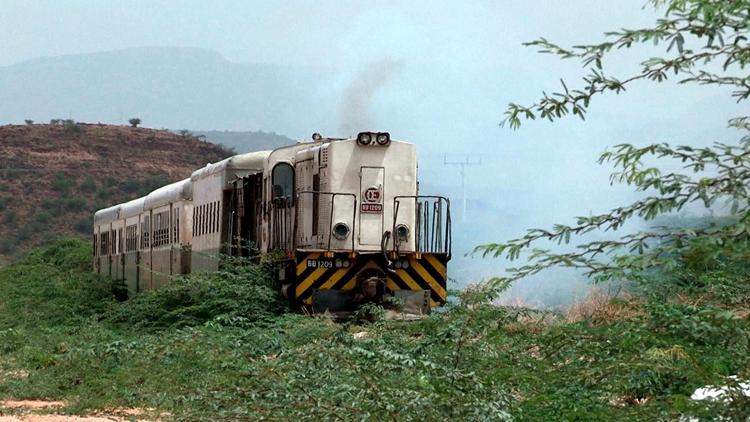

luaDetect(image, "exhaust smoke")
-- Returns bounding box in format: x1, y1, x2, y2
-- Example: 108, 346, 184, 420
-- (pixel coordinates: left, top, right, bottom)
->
339, 58, 403, 136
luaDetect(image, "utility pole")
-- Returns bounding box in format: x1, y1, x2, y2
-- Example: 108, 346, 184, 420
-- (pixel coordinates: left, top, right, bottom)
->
444, 155, 482, 222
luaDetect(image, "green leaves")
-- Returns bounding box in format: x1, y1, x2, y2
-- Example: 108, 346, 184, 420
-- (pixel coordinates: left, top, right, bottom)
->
504, 0, 750, 129
477, 137, 750, 290
491, 0, 750, 287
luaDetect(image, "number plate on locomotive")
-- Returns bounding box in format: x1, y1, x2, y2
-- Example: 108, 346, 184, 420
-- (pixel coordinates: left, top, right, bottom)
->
307, 259, 335, 269
361, 203, 383, 213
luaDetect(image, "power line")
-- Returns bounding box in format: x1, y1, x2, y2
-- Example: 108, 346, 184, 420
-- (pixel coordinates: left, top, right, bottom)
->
443, 155, 482, 222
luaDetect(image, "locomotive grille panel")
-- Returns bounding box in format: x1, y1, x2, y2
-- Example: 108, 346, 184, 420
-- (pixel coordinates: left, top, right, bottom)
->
294, 251, 448, 308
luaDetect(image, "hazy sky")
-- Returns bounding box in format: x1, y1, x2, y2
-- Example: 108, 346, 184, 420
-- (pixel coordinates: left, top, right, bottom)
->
2, 1, 650, 67
1, 1, 743, 289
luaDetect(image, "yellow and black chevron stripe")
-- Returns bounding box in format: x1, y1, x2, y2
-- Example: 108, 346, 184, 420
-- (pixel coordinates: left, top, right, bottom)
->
294, 252, 448, 308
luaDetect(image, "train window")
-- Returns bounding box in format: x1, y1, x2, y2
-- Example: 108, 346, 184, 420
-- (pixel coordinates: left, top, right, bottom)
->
174, 208, 179, 244
197, 205, 202, 236
125, 225, 135, 252
272, 163, 295, 205
144, 216, 151, 248
155, 211, 169, 246
214, 201, 219, 233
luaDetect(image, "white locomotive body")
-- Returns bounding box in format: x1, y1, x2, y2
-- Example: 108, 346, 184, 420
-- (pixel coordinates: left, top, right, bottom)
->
93, 133, 451, 313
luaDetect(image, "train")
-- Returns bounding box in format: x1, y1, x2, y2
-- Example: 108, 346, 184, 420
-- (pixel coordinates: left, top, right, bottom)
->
93, 132, 451, 314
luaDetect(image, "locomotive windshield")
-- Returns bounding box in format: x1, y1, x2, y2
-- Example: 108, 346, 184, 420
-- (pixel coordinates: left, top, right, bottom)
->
272, 163, 294, 203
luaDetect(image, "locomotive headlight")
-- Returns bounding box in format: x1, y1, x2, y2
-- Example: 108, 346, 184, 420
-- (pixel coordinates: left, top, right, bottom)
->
357, 132, 372, 145
376, 132, 390, 146
332, 222, 351, 240
395, 224, 410, 242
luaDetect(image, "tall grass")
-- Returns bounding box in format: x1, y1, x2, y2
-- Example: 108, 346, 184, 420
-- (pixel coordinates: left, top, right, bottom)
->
0, 238, 748, 420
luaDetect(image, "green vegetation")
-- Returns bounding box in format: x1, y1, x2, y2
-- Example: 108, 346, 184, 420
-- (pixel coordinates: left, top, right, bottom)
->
3, 210, 16, 225
128, 118, 141, 128
73, 217, 91, 235
50, 173, 75, 195
0, 240, 748, 420
78, 176, 97, 193
62, 119, 81, 134
479, 0, 750, 290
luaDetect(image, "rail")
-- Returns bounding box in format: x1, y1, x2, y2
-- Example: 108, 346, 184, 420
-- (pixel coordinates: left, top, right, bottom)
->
295, 191, 357, 253
392, 196, 451, 258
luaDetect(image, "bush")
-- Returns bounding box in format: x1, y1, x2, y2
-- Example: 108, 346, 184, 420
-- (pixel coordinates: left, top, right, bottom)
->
137, 175, 170, 196
16, 225, 31, 241
0, 237, 16, 254
65, 197, 88, 212
217, 143, 236, 158
119, 179, 140, 194
62, 119, 81, 134
128, 118, 141, 128
96, 187, 113, 200
79, 176, 97, 193
41, 198, 64, 214
3, 210, 16, 224
0, 238, 111, 329
34, 211, 51, 225
74, 217, 91, 234
107, 258, 287, 330
51, 173, 74, 195
24, 119, 34, 125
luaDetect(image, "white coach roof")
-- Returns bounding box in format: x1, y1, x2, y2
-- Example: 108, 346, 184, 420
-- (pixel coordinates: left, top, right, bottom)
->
191, 150, 272, 185
119, 197, 146, 219
144, 178, 193, 210
94, 204, 121, 225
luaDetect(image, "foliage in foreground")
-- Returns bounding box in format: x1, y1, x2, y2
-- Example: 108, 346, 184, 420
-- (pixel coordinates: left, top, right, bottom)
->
477, 0, 750, 289
0, 239, 748, 421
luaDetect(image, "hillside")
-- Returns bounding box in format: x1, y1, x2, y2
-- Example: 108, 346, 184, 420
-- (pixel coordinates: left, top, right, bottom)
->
0, 123, 233, 262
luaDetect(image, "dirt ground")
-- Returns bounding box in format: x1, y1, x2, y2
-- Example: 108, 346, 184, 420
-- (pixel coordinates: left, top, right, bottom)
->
0, 400, 160, 421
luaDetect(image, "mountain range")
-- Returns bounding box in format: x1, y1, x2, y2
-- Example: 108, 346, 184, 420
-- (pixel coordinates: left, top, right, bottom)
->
0, 47, 336, 138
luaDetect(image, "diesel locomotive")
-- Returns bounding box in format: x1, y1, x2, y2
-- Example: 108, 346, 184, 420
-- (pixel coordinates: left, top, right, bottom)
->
93, 132, 451, 313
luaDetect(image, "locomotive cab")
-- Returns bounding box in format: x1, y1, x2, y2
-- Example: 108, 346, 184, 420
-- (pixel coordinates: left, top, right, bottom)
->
264, 132, 451, 314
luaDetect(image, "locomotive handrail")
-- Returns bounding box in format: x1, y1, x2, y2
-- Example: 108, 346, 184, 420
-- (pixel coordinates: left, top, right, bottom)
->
392, 195, 452, 259
295, 191, 357, 253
